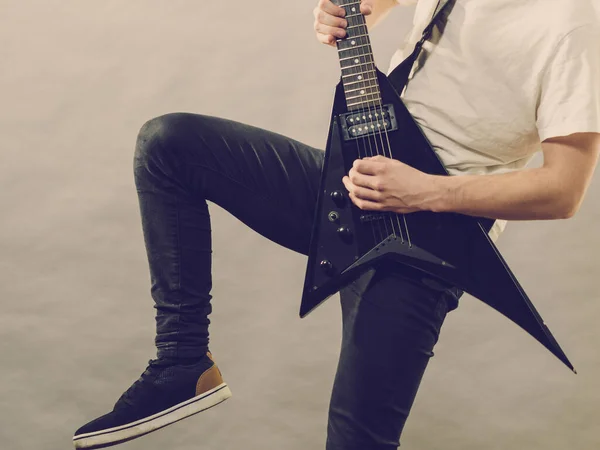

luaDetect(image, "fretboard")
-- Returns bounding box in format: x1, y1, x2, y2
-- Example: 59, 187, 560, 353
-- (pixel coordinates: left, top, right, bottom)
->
335, 1, 381, 111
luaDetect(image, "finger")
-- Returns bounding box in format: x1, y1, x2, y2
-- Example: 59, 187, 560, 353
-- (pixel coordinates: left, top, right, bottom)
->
360, 0, 374, 15
314, 21, 347, 40
342, 175, 352, 191
316, 32, 337, 46
314, 10, 347, 37
348, 168, 380, 191
345, 175, 381, 200
314, 7, 348, 27
353, 159, 382, 176
348, 191, 383, 211
353, 184, 382, 201
317, 0, 346, 18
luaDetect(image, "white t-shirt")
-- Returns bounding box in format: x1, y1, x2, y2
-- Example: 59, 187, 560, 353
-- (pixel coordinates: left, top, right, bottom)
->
388, 0, 600, 241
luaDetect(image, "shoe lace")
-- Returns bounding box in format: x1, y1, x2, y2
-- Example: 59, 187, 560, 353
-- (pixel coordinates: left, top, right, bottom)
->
118, 359, 165, 407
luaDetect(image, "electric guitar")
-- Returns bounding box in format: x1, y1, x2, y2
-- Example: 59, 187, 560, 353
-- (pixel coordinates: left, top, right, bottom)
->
300, 0, 574, 372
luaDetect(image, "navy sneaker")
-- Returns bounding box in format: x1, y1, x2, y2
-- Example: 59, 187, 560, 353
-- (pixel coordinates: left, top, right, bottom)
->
73, 352, 231, 449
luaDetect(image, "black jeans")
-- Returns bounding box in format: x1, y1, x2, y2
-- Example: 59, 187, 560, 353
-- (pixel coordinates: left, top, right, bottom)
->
133, 112, 462, 449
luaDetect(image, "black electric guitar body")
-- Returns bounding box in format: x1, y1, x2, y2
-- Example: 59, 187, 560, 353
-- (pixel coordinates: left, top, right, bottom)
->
300, 1, 574, 371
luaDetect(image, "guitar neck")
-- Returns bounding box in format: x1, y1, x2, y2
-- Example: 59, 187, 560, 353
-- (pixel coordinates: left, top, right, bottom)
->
334, 1, 381, 111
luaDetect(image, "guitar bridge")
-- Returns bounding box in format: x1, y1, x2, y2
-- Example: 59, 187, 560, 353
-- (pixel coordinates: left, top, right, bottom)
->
339, 104, 398, 141
359, 213, 387, 223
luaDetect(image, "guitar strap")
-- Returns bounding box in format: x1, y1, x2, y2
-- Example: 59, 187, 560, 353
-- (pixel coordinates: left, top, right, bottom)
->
387, 0, 455, 94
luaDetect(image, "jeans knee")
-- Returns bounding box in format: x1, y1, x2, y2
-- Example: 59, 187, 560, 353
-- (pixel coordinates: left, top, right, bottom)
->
134, 113, 183, 168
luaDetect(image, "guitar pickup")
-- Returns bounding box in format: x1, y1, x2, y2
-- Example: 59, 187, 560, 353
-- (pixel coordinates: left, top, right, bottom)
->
338, 104, 398, 141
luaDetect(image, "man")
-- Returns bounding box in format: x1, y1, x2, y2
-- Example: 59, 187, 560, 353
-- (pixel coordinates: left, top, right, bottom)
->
73, 0, 600, 449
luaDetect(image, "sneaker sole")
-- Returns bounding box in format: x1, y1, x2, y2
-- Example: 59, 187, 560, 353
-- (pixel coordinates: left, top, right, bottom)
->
72, 383, 232, 449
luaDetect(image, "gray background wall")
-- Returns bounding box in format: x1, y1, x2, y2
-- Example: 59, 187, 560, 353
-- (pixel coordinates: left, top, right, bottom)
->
1, 1, 599, 449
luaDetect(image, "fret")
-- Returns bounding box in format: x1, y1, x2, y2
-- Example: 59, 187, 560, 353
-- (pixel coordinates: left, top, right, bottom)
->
337, 44, 370, 54
341, 67, 377, 77
345, 28, 368, 39
347, 99, 383, 110
339, 54, 370, 62
345, 88, 380, 100
344, 90, 379, 100
343, 79, 378, 90
343, 79, 378, 89
338, 35, 369, 49
344, 78, 376, 88
340, 58, 374, 69
338, 40, 370, 51
344, 83, 379, 92
337, 2, 362, 11
341, 70, 376, 80
340, 63, 376, 74
343, 77, 377, 89
345, 100, 381, 109
337, 43, 371, 53
342, 75, 378, 87
344, 83, 380, 93
341, 72, 376, 80
341, 70, 376, 79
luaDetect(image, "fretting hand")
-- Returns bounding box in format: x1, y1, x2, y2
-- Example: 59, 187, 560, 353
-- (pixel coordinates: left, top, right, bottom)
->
313, 0, 375, 46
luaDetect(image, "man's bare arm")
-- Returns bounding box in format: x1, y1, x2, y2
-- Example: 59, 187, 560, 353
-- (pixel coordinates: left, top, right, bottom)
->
428, 133, 600, 220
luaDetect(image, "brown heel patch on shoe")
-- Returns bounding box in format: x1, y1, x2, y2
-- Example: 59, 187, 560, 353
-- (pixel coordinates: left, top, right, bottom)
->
196, 365, 224, 396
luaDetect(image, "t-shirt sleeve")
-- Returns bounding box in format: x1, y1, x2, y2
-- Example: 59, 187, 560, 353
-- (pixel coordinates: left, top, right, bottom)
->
536, 24, 600, 142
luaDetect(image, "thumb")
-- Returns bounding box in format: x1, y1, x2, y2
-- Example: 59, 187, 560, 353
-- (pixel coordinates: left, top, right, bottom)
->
360, 0, 374, 15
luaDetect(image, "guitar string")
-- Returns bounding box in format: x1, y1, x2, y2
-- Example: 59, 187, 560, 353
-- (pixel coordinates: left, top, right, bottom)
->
348, 2, 408, 244
343, 3, 396, 243
344, 17, 381, 240
348, 15, 391, 244
377, 94, 413, 248
365, 46, 412, 247
347, 5, 402, 243
347, 60, 382, 246
358, 43, 399, 242
356, 24, 407, 245
337, 16, 381, 247
344, 2, 411, 247
339, 3, 388, 245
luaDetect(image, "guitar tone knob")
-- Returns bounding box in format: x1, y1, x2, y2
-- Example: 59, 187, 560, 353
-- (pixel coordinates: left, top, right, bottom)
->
328, 211, 340, 222
330, 190, 345, 207
320, 259, 333, 274
336, 226, 352, 240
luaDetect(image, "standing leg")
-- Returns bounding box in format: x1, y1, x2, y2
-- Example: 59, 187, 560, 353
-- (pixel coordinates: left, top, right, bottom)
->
326, 264, 462, 450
